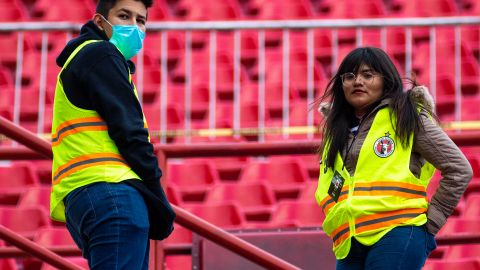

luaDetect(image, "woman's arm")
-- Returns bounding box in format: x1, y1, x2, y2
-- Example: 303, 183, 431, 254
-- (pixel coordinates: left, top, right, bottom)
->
414, 111, 473, 234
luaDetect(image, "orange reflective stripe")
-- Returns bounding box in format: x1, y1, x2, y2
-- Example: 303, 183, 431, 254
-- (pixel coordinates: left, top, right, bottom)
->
51, 117, 107, 146
331, 222, 350, 247
53, 153, 127, 185
355, 208, 427, 234
353, 181, 426, 199
321, 189, 349, 214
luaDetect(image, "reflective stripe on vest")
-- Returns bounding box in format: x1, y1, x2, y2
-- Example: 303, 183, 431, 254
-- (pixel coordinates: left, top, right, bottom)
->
52, 153, 128, 185
315, 107, 435, 259
51, 117, 107, 147
50, 40, 143, 222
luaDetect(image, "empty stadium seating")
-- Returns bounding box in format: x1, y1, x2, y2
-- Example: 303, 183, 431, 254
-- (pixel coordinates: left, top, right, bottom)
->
267, 200, 325, 227
0, 205, 49, 239
0, 162, 40, 204
239, 157, 309, 199
423, 258, 480, 270
185, 202, 246, 229
206, 182, 276, 221
0, 1, 479, 269
166, 159, 220, 201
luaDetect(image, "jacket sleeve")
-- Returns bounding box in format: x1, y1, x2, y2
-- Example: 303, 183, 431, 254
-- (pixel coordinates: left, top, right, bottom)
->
414, 111, 473, 234
80, 51, 162, 184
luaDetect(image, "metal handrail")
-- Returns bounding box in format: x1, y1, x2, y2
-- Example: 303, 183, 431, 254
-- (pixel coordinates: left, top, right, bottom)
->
0, 115, 300, 270
0, 225, 83, 270
0, 16, 479, 31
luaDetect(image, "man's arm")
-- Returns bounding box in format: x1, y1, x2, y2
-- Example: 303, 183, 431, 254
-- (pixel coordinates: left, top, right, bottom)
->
81, 48, 162, 184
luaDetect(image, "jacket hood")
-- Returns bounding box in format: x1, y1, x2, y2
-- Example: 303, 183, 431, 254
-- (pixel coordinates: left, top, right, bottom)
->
318, 86, 435, 118
56, 20, 109, 68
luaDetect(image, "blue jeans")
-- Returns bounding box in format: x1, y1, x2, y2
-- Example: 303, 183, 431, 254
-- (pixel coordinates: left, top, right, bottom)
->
65, 182, 150, 270
336, 226, 437, 270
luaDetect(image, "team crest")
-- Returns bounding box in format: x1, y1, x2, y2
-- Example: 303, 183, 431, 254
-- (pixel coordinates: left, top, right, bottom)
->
373, 132, 395, 158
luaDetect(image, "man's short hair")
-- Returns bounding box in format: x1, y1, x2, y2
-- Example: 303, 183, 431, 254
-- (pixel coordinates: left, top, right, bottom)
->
96, 0, 153, 17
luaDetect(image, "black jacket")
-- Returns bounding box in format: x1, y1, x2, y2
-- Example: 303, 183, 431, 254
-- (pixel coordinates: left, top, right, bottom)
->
56, 21, 175, 240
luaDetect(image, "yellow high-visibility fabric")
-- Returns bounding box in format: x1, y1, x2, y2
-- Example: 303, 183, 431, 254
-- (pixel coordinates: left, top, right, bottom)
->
315, 107, 435, 259
50, 40, 144, 222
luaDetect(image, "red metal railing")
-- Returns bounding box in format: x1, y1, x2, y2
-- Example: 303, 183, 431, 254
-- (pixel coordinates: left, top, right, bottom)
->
2, 116, 480, 269
0, 116, 300, 270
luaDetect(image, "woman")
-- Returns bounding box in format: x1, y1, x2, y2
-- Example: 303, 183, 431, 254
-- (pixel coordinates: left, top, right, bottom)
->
315, 47, 472, 270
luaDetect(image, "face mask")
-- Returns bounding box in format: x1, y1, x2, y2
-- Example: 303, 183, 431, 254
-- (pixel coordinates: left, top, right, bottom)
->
100, 15, 146, 60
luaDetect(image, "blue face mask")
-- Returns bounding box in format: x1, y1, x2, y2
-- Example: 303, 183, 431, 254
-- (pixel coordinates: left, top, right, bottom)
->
101, 15, 146, 60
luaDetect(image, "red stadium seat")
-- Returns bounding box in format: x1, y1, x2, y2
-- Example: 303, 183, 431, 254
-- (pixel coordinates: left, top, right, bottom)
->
17, 186, 51, 214
426, 171, 441, 200
164, 224, 192, 245
165, 255, 192, 270
212, 102, 262, 130
172, 0, 241, 20
423, 258, 480, 270
250, 0, 314, 20
444, 244, 480, 260
139, 68, 163, 104
288, 100, 323, 127
20, 227, 86, 270
464, 153, 480, 177
185, 202, 246, 229
239, 156, 308, 199
0, 1, 28, 22
33, 227, 76, 246
458, 0, 480, 14
165, 184, 183, 206
0, 32, 32, 68
148, 0, 170, 20
3, 87, 53, 123
31, 0, 94, 21
143, 103, 183, 132
389, 0, 459, 17
463, 194, 480, 217
204, 157, 246, 182
0, 162, 39, 204
438, 217, 480, 235
206, 182, 276, 221
163, 84, 210, 122
298, 154, 321, 180
297, 181, 319, 202
0, 205, 50, 239
462, 97, 480, 121
267, 200, 324, 228
316, 0, 386, 18
30, 160, 52, 185
166, 159, 220, 201
0, 66, 13, 88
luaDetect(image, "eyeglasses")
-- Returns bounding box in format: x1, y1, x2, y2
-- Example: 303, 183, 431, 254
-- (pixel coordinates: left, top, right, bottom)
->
340, 71, 382, 86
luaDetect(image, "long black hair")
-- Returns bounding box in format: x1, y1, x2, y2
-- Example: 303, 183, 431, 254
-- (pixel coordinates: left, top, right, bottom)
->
318, 47, 431, 169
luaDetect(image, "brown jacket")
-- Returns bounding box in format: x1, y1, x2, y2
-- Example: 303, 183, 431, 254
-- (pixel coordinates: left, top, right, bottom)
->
323, 87, 473, 234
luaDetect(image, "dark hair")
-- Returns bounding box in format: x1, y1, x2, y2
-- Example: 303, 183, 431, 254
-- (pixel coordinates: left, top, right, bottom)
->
318, 47, 432, 169
96, 0, 153, 17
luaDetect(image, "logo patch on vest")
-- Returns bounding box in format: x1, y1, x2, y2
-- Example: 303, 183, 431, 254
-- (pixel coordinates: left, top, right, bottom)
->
373, 132, 395, 158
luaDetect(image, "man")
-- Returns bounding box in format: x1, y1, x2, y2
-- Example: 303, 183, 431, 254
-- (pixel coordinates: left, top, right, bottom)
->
50, 0, 175, 269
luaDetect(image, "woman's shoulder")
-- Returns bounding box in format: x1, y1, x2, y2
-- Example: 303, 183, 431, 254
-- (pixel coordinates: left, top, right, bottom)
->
410, 85, 435, 112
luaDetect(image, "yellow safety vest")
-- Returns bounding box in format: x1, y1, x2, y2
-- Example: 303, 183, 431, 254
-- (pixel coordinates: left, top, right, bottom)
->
50, 40, 147, 222
315, 107, 435, 259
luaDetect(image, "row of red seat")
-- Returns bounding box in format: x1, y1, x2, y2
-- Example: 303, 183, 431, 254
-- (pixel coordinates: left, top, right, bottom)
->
1, 0, 478, 22
2, 152, 479, 222
1, 32, 478, 131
